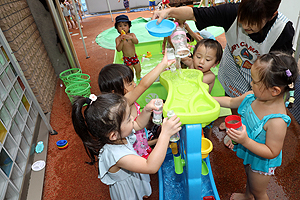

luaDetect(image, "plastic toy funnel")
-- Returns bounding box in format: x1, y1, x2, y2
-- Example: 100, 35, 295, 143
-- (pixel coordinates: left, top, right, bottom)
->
173, 154, 185, 174
160, 69, 220, 126
202, 138, 213, 159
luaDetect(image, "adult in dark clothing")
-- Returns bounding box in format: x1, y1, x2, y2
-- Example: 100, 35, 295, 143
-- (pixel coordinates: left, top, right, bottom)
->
153, 1, 294, 97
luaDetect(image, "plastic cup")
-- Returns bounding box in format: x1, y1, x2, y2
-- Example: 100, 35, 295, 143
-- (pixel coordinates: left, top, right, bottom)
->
225, 115, 242, 145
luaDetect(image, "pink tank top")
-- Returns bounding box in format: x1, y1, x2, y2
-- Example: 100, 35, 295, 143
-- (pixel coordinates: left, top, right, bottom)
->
133, 102, 152, 159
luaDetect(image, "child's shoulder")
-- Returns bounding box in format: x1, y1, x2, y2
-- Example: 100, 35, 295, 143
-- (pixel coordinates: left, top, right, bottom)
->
202, 69, 215, 76
128, 32, 136, 36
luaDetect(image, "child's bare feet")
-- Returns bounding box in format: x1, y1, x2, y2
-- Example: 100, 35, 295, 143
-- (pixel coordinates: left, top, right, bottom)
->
230, 193, 254, 200
219, 121, 226, 130
223, 135, 234, 150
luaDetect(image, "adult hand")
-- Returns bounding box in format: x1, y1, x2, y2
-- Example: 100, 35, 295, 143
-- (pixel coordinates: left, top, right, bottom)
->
152, 8, 171, 25
152, 7, 195, 25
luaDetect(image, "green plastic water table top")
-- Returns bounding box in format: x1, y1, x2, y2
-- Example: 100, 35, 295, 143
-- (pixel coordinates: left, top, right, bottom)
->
160, 69, 220, 126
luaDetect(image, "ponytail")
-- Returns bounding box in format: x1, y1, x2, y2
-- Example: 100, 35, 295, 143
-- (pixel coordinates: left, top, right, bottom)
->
72, 96, 98, 164
71, 93, 128, 165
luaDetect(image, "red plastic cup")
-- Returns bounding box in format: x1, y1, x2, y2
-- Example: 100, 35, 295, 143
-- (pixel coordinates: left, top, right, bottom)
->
225, 115, 242, 130
225, 115, 242, 145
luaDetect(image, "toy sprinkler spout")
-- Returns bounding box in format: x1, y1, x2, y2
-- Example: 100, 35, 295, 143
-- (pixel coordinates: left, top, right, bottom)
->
170, 142, 185, 174
168, 110, 185, 174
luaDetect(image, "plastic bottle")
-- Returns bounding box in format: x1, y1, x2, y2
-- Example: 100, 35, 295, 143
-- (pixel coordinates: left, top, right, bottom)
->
167, 110, 180, 142
153, 99, 163, 124
170, 22, 190, 58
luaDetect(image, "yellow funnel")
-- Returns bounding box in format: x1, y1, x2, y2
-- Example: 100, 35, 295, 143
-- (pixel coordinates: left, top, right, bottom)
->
201, 138, 213, 159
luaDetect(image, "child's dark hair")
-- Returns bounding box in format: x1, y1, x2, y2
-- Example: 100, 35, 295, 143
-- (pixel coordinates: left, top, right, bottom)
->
98, 64, 134, 96
255, 51, 299, 94
71, 93, 128, 165
237, 0, 281, 29
193, 39, 223, 64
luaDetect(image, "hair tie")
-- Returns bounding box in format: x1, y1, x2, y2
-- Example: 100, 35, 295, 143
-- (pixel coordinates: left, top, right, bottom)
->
286, 69, 292, 77
86, 94, 97, 105
86, 98, 92, 105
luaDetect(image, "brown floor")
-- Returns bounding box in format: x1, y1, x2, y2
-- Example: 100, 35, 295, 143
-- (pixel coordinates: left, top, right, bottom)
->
42, 9, 300, 200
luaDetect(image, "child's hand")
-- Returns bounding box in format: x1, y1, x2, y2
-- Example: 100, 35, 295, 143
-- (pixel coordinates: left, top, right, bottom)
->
144, 99, 163, 113
227, 124, 249, 145
161, 115, 182, 137
161, 52, 175, 68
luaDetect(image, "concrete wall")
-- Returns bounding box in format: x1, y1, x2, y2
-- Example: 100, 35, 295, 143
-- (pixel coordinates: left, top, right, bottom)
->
0, 0, 57, 113
27, 0, 70, 75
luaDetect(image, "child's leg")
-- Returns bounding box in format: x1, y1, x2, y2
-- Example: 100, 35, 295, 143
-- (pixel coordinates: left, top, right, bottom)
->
72, 15, 78, 28
65, 16, 72, 29
230, 165, 271, 200
133, 63, 141, 81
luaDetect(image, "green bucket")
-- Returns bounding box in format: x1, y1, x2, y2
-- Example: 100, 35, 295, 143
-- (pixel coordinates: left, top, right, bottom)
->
65, 82, 91, 103
64, 73, 91, 87
59, 68, 82, 86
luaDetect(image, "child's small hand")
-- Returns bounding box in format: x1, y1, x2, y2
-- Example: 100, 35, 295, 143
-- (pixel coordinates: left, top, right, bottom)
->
120, 34, 129, 42
161, 51, 175, 68
161, 115, 182, 137
144, 99, 163, 113
227, 124, 248, 145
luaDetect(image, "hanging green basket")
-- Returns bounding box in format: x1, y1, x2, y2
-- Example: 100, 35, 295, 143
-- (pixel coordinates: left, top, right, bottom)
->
65, 82, 91, 103
64, 73, 91, 87
59, 68, 82, 86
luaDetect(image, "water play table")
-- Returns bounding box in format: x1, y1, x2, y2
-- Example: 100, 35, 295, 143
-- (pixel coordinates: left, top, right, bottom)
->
114, 40, 222, 200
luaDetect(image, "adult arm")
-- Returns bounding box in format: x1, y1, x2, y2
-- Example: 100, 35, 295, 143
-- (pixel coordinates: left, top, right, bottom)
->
270, 21, 295, 55
152, 6, 196, 24
192, 3, 238, 32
